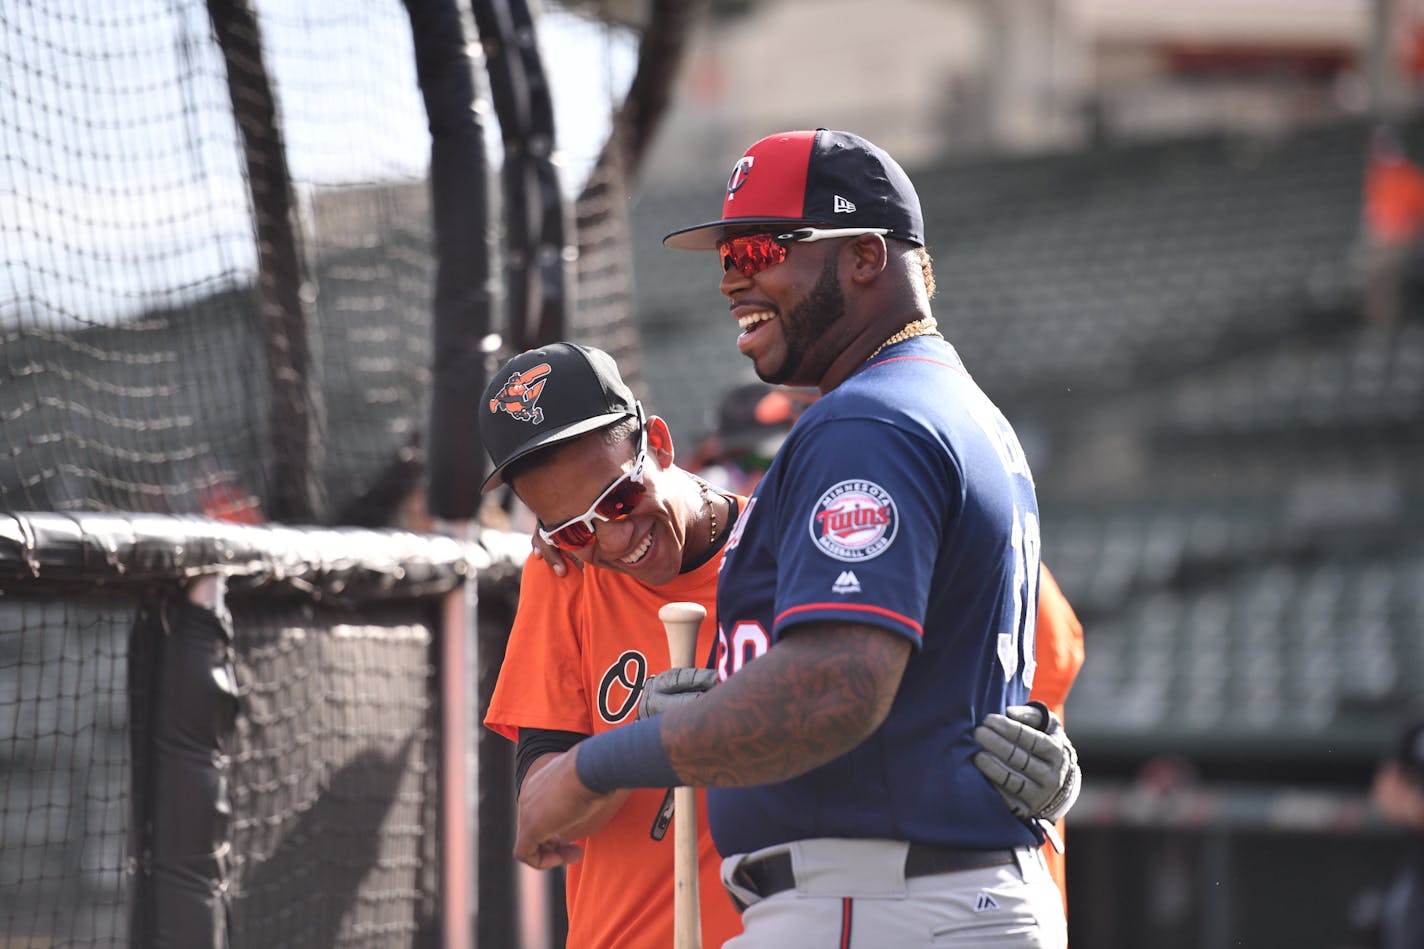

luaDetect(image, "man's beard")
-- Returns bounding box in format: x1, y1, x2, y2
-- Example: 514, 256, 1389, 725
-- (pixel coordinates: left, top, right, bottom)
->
761, 254, 846, 386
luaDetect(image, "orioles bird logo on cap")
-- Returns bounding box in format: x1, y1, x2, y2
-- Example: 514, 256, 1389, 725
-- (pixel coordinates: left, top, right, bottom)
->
488, 363, 550, 424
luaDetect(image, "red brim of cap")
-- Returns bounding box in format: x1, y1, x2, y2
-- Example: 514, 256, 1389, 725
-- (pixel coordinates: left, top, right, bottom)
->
662, 217, 821, 251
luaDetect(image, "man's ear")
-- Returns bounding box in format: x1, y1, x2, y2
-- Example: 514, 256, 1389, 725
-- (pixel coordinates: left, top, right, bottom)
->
646, 415, 676, 467
848, 233, 888, 285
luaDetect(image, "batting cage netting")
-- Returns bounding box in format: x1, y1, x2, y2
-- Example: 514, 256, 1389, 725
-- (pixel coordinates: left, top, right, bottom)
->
2, 0, 703, 945
3, 0, 438, 523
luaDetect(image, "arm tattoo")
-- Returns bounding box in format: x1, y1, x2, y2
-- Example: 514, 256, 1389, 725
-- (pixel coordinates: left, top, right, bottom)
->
662, 621, 911, 787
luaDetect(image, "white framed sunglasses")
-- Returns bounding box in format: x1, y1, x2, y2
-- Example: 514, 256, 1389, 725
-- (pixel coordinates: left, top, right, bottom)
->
537, 404, 648, 550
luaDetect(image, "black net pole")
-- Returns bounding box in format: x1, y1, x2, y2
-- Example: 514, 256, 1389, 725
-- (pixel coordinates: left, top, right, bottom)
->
471, 0, 573, 353
206, 0, 322, 524
404, 0, 498, 521
129, 590, 239, 948
504, 0, 574, 350
581, 0, 710, 200
567, 0, 710, 389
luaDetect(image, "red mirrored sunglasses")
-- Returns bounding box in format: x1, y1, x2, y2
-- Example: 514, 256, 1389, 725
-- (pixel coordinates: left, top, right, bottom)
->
717, 226, 891, 278
537, 407, 648, 551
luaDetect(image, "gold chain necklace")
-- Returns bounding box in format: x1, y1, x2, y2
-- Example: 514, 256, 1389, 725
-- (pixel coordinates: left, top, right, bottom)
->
867, 316, 943, 361
697, 478, 720, 544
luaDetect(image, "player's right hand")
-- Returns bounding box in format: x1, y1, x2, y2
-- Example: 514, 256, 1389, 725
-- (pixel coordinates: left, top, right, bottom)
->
637, 667, 717, 720
514, 748, 599, 869
530, 528, 578, 577
972, 701, 1081, 823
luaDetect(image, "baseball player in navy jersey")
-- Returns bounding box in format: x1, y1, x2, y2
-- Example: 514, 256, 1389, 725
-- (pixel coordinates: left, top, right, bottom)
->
513, 128, 1068, 947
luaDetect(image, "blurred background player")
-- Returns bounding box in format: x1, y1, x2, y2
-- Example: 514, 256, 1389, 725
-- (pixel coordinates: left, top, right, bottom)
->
1367, 707, 1424, 949
1024, 565, 1086, 922
1359, 123, 1424, 330
691, 381, 817, 495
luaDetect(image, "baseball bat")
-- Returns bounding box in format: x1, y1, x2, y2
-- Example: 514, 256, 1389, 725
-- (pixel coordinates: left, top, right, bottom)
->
658, 601, 706, 949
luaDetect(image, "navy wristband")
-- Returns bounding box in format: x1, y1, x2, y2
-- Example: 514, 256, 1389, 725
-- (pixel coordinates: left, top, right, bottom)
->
575, 716, 680, 793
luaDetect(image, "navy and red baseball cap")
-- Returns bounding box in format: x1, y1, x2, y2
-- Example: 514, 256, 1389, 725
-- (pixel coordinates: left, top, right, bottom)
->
478, 342, 638, 493
662, 128, 925, 251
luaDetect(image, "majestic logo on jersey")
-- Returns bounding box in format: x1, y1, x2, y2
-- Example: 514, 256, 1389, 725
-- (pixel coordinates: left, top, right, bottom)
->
726, 156, 755, 196
831, 570, 861, 594
974, 891, 1000, 912
487, 363, 551, 424
597, 649, 648, 724
808, 480, 897, 562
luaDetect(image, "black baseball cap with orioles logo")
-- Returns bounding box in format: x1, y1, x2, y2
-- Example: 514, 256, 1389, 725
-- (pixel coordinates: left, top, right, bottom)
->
662, 128, 925, 251
479, 342, 639, 494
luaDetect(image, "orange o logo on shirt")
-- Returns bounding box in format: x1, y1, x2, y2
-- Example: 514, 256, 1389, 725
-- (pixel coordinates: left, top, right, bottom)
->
598, 650, 648, 724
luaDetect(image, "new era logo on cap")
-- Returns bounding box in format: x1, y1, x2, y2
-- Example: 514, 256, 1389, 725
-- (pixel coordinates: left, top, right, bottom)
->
662, 128, 925, 251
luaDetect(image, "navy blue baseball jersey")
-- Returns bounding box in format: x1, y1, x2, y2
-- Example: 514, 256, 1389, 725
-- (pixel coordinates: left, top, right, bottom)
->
708, 335, 1043, 857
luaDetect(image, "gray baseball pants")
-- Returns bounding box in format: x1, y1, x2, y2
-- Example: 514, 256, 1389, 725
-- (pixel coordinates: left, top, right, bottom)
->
719, 837, 1067, 948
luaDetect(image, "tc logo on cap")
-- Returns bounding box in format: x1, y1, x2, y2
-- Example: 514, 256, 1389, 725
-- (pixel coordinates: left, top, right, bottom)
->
727, 156, 754, 196
488, 363, 551, 425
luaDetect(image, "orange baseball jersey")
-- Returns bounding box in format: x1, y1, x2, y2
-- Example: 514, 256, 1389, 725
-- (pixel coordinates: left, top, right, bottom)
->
1028, 563, 1086, 916
484, 550, 743, 949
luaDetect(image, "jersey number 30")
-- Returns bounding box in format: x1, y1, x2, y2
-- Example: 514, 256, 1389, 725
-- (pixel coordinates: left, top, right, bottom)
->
999, 506, 1040, 687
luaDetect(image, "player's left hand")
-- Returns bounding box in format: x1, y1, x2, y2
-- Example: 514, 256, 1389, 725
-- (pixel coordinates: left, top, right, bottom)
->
972, 701, 1081, 822
514, 746, 605, 869
637, 667, 717, 720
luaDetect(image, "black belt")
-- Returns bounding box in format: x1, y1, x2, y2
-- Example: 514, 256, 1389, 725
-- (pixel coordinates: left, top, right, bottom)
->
733, 844, 1021, 905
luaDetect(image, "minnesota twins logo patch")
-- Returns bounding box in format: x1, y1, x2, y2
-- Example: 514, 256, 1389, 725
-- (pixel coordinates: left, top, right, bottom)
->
808, 480, 897, 562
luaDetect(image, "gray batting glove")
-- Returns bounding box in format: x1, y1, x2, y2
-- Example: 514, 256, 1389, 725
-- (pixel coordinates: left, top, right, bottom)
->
636, 667, 717, 721
972, 700, 1081, 822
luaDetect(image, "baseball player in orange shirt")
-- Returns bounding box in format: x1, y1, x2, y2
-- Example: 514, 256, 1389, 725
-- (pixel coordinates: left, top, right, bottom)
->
1026, 565, 1086, 916
479, 342, 1082, 948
